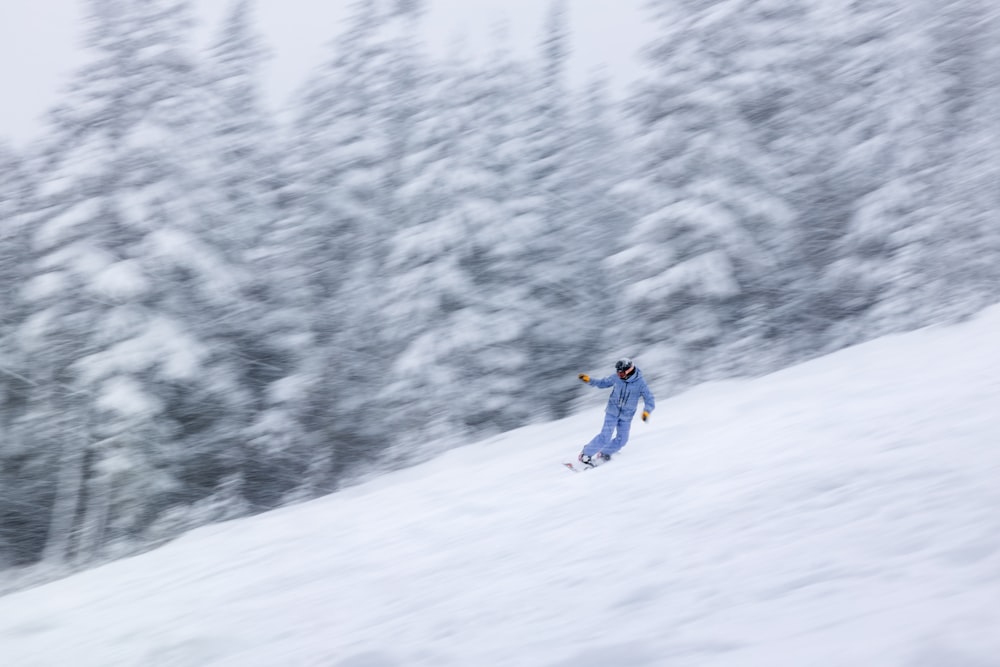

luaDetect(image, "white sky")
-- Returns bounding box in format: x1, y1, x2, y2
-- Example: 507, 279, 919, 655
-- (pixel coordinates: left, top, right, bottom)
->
2, 303, 999, 665
0, 0, 653, 146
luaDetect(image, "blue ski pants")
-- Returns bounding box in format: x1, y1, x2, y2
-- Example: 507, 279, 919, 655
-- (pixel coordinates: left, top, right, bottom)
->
582, 411, 633, 457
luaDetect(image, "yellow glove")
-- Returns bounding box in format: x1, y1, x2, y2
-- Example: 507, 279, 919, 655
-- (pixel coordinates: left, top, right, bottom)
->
578, 373, 590, 383
642, 410, 650, 422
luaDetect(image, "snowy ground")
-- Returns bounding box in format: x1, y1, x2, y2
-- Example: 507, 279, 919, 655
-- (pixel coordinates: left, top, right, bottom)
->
2, 307, 1000, 667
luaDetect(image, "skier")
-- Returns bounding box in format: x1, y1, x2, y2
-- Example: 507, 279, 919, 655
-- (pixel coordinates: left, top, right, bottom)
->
576, 358, 655, 467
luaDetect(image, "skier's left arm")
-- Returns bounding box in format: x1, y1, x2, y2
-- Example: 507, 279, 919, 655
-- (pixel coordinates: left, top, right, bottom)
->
641, 381, 655, 422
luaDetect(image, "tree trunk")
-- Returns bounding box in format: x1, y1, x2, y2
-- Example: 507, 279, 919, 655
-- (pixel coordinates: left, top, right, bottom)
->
40, 393, 88, 565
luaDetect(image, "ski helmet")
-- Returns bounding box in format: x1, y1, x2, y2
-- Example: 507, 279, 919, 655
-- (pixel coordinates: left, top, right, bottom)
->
615, 358, 634, 373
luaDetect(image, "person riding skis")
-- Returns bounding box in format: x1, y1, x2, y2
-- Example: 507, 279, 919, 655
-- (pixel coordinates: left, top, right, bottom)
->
577, 358, 655, 467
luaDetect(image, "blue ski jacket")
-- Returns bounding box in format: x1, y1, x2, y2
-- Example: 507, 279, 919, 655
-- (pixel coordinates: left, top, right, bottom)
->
586, 368, 655, 419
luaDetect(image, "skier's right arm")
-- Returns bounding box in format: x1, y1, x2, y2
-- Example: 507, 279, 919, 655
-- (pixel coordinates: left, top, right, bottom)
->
578, 373, 613, 388
590, 375, 615, 388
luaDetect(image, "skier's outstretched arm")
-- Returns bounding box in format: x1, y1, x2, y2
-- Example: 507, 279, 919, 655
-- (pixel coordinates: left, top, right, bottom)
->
578, 373, 614, 388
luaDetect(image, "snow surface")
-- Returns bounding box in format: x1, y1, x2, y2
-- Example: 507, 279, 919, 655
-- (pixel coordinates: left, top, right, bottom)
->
2, 307, 1000, 667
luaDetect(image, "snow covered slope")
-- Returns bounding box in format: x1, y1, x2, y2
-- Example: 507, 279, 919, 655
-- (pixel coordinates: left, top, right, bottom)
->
2, 307, 1000, 667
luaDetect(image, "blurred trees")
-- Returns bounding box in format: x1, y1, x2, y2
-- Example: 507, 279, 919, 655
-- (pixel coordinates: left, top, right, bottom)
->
1, 0, 998, 578
11, 0, 258, 566
615, 0, 798, 384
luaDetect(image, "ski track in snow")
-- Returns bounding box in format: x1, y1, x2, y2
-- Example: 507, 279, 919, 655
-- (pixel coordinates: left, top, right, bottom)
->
2, 306, 1000, 666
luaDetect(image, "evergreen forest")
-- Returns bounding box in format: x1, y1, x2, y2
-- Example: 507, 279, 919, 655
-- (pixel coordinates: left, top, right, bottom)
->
1, 0, 998, 584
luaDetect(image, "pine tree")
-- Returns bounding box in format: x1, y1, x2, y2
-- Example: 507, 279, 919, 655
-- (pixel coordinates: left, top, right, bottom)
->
0, 142, 45, 567
615, 0, 795, 386
916, 0, 1000, 313
17, 0, 251, 565
283, 0, 435, 473
200, 0, 276, 258
378, 19, 563, 446
380, 2, 632, 449
820, 0, 992, 342
511, 0, 605, 417
195, 0, 313, 509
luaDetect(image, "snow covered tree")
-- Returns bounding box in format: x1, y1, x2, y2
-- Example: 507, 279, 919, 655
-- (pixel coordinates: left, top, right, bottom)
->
686, 1, 849, 352
0, 142, 33, 374
376, 4, 614, 452
373, 2, 633, 454
13, 0, 256, 565
6, 0, 997, 579
506, 0, 614, 417
191, 0, 318, 509
0, 143, 27, 323
282, 0, 436, 473
370, 56, 484, 451
0, 142, 46, 567
909, 0, 1000, 315
614, 0, 796, 386
821, 0, 999, 343
199, 0, 277, 257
